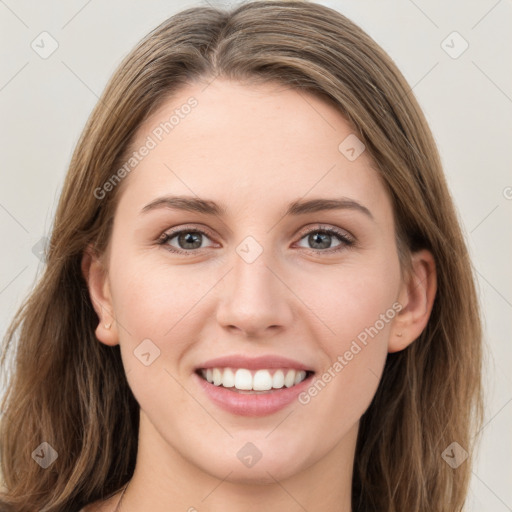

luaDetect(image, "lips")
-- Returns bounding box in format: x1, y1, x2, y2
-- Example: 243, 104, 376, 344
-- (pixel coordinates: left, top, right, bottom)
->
197, 354, 313, 371
194, 354, 315, 416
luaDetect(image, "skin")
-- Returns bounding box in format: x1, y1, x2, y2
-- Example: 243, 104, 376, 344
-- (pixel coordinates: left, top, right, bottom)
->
82, 78, 436, 512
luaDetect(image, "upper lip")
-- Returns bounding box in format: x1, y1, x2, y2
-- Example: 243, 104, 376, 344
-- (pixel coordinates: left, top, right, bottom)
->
196, 355, 314, 372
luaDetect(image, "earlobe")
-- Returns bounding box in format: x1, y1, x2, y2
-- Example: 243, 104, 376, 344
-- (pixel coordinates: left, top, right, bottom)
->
81, 245, 119, 346
388, 249, 437, 353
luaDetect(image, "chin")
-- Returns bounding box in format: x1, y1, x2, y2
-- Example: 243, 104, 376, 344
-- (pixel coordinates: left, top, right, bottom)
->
187, 442, 312, 485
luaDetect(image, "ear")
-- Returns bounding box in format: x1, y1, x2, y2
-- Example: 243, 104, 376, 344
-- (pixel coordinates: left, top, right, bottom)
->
388, 249, 437, 353
81, 244, 119, 346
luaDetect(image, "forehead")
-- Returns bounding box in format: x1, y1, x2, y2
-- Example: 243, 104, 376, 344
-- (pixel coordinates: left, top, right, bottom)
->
116, 78, 391, 220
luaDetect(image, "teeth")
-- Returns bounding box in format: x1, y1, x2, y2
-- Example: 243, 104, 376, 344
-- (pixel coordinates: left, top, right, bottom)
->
212, 368, 222, 386
272, 370, 285, 389
222, 368, 235, 388
200, 367, 309, 391
253, 369, 273, 391
284, 370, 296, 388
234, 369, 252, 390
294, 371, 305, 385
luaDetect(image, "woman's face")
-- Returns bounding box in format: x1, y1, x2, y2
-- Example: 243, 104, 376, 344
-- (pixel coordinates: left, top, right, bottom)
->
96, 78, 407, 483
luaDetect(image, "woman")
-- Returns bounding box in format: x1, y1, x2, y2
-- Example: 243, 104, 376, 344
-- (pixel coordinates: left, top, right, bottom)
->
0, 1, 484, 511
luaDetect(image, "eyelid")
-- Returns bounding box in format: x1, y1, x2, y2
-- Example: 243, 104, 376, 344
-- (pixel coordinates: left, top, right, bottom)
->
295, 224, 354, 243
158, 223, 215, 238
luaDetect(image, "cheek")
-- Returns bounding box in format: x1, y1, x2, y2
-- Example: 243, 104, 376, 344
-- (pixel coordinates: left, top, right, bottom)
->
307, 256, 400, 351
110, 253, 203, 339
297, 255, 400, 410
108, 256, 203, 415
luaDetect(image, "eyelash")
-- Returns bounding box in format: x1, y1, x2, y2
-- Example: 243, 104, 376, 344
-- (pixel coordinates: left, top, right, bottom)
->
157, 224, 355, 256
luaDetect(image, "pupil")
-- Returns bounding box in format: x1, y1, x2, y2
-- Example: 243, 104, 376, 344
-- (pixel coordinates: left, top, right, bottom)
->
180, 232, 201, 249
310, 232, 330, 249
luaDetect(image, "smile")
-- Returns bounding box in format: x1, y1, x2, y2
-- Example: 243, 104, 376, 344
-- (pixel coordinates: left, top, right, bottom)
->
197, 367, 313, 393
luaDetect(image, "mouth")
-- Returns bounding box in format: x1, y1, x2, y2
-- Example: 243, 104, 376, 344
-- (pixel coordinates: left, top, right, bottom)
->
195, 367, 315, 394
193, 354, 316, 416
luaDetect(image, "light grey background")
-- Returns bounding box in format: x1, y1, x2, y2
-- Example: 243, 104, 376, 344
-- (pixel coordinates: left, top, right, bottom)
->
1, 0, 511, 509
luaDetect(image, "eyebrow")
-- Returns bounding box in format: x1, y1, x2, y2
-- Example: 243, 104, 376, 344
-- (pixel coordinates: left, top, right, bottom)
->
140, 195, 374, 220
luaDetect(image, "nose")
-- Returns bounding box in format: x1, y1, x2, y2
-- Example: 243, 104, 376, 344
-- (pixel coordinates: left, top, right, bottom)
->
215, 248, 294, 338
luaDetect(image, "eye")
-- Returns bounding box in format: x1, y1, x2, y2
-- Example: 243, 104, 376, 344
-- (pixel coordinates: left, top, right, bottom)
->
157, 226, 216, 255
295, 225, 355, 253
157, 224, 355, 255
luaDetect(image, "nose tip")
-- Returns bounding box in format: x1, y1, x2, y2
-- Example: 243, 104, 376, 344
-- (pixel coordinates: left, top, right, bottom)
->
215, 254, 293, 338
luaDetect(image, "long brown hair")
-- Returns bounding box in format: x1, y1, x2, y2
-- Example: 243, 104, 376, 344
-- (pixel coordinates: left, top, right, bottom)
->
0, 1, 484, 510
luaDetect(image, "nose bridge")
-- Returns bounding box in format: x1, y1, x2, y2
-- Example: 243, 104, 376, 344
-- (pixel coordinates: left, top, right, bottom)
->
215, 235, 292, 335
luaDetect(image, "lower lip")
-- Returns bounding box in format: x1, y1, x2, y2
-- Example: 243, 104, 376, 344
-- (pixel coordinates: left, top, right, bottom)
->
194, 371, 314, 417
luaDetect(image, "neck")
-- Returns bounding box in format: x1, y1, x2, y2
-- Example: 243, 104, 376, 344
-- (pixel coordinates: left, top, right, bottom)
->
119, 410, 356, 512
